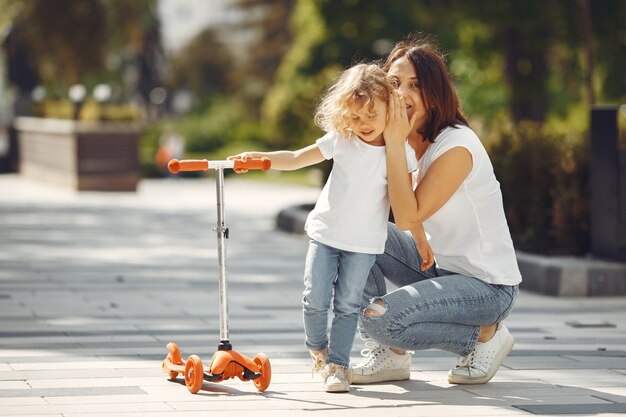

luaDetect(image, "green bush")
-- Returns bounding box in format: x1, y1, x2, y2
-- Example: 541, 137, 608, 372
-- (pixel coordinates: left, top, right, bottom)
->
138, 97, 273, 178
177, 97, 246, 153
36, 99, 141, 121
486, 121, 590, 255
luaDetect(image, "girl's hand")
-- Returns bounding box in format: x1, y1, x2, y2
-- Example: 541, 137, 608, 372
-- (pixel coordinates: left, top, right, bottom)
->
227, 152, 252, 173
416, 238, 434, 271
384, 91, 419, 145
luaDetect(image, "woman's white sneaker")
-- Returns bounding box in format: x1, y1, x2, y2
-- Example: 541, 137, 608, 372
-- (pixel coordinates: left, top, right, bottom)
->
448, 323, 514, 384
350, 341, 411, 384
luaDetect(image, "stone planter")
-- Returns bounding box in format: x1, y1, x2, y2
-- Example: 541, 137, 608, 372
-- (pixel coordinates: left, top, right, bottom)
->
15, 117, 142, 191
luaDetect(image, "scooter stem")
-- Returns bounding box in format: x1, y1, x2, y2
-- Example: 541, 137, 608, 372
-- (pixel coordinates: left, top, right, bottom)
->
214, 167, 230, 347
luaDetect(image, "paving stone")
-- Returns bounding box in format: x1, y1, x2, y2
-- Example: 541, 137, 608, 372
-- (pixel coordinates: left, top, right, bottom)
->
0, 381, 31, 390
26, 377, 171, 389
0, 397, 48, 406
0, 369, 123, 381
1, 176, 625, 416
514, 403, 626, 414
9, 360, 161, 371
0, 386, 145, 398
503, 356, 597, 370
0, 401, 174, 416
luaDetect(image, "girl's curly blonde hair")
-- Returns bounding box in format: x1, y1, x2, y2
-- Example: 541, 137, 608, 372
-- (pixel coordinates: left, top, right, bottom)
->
314, 63, 392, 134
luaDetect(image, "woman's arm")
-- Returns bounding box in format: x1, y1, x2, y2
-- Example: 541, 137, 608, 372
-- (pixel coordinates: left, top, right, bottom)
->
384, 93, 472, 231
387, 147, 472, 230
410, 224, 434, 270
230, 144, 325, 172
387, 142, 472, 231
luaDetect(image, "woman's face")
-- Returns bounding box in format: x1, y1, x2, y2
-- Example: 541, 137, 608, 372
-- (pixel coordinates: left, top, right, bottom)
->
387, 56, 428, 132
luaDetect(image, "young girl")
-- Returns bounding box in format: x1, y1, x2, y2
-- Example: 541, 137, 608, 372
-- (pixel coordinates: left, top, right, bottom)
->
229, 63, 419, 392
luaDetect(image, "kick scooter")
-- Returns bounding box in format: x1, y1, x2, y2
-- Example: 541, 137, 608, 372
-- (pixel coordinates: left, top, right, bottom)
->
161, 157, 272, 393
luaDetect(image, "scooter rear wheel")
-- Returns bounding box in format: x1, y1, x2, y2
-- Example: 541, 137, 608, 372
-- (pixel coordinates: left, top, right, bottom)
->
184, 355, 204, 394
162, 356, 179, 380
252, 353, 271, 392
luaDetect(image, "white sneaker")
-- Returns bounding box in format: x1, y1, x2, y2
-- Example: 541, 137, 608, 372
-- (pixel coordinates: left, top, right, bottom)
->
324, 364, 350, 392
448, 323, 514, 384
309, 348, 328, 374
350, 341, 411, 384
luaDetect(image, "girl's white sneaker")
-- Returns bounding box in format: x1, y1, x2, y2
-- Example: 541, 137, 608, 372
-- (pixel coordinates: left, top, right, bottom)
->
324, 364, 350, 392
309, 348, 328, 373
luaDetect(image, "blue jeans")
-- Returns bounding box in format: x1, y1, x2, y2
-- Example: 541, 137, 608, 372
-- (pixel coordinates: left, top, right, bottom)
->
361, 223, 519, 356
303, 240, 376, 368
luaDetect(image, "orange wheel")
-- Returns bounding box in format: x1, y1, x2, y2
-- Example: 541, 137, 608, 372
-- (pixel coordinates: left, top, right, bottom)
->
162, 357, 179, 380
166, 342, 182, 364
184, 355, 204, 394
252, 353, 271, 392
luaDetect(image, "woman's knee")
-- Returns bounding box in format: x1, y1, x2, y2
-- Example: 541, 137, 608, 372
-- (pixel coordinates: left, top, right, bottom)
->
364, 298, 387, 317
362, 299, 394, 342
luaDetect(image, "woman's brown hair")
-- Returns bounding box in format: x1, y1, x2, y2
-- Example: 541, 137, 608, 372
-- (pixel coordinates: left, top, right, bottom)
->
383, 34, 468, 143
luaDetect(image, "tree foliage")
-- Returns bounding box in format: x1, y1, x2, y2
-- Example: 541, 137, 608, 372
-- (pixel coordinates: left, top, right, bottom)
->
1, 0, 162, 98
228, 0, 295, 108
253, 0, 625, 136
164, 28, 234, 107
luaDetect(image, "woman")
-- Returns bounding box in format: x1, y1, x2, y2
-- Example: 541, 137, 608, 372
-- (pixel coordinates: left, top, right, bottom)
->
351, 35, 521, 385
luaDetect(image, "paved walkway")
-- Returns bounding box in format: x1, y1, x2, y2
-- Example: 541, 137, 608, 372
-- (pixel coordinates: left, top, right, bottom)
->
1, 174, 625, 417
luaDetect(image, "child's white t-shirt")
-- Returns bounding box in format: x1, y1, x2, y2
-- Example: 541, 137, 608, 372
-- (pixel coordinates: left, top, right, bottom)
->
414, 125, 522, 285
305, 131, 417, 254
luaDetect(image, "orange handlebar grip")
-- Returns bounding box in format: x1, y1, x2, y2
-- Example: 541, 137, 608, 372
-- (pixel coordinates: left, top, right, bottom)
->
234, 157, 271, 171
168, 159, 209, 174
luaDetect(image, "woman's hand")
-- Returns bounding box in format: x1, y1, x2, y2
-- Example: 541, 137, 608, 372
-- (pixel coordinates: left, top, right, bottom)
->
416, 238, 434, 271
384, 91, 419, 145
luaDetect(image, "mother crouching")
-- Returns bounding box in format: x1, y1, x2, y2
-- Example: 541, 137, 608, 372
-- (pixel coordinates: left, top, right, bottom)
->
351, 35, 521, 386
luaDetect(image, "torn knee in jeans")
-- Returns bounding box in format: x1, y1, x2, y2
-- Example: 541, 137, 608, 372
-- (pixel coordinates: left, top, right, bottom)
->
364, 298, 387, 317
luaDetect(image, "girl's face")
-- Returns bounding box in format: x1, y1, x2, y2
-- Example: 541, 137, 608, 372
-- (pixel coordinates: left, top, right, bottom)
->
347, 96, 387, 146
387, 57, 428, 133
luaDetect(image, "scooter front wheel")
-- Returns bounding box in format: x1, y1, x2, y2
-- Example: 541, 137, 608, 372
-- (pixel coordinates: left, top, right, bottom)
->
184, 355, 204, 394
252, 353, 271, 392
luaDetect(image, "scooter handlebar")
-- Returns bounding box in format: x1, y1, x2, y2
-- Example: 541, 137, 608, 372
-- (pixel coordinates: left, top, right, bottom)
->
168, 159, 207, 173
234, 158, 272, 172
168, 158, 271, 174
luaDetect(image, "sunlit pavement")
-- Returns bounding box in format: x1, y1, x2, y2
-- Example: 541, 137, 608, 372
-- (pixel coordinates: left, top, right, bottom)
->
1, 174, 626, 416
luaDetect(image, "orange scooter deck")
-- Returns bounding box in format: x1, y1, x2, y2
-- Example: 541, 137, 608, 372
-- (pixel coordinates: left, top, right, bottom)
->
161, 332, 271, 393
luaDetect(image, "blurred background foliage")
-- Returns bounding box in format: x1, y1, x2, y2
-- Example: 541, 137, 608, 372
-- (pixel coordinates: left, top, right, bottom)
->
1, 0, 625, 255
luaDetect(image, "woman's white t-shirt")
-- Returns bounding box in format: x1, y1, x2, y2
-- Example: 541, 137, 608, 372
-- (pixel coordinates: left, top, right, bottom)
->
415, 125, 522, 285
306, 131, 417, 254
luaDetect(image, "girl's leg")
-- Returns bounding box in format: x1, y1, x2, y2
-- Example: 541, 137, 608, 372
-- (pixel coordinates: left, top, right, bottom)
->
354, 223, 456, 384
302, 241, 339, 352
327, 251, 376, 369
362, 275, 518, 356
359, 222, 438, 339
365, 222, 437, 295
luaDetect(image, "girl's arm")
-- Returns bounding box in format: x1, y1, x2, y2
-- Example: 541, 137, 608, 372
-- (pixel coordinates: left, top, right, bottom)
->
384, 92, 472, 231
229, 144, 325, 172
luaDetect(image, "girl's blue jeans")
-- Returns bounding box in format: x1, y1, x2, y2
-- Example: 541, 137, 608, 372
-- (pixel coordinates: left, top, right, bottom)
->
361, 223, 519, 357
303, 240, 376, 368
